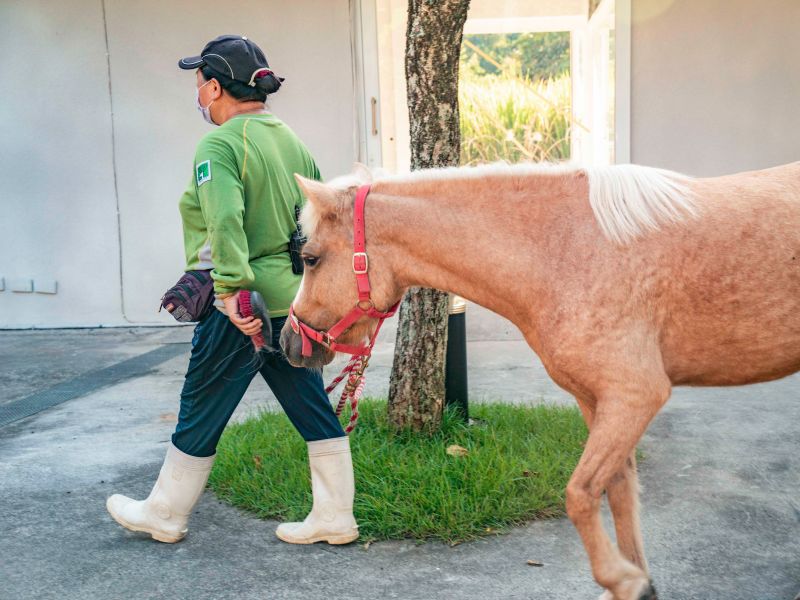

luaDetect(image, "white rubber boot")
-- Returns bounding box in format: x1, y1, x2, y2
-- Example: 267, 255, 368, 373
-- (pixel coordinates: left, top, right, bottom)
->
276, 436, 359, 545
106, 443, 215, 543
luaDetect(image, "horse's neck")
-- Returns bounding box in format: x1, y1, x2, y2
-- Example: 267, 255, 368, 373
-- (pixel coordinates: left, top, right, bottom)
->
369, 172, 591, 325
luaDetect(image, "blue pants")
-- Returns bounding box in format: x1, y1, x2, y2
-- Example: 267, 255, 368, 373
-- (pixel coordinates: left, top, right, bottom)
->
172, 309, 345, 457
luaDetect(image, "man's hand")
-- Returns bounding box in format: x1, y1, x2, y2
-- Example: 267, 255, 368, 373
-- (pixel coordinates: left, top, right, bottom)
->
222, 292, 263, 336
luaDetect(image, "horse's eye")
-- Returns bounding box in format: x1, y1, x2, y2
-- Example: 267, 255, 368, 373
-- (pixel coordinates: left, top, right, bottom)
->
303, 255, 319, 267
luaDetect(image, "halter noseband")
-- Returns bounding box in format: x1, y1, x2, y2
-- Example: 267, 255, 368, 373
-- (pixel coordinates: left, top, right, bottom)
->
288, 184, 400, 358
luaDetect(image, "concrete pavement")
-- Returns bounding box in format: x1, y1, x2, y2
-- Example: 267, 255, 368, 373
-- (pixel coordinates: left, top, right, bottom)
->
0, 313, 798, 600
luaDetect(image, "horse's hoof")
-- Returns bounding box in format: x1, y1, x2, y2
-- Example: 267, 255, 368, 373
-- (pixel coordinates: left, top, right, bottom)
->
598, 580, 656, 600
638, 582, 657, 600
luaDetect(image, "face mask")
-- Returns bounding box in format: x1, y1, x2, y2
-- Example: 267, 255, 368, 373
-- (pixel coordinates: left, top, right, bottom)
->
195, 80, 216, 126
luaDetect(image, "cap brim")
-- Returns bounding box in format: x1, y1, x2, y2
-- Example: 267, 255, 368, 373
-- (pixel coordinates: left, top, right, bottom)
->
178, 55, 205, 69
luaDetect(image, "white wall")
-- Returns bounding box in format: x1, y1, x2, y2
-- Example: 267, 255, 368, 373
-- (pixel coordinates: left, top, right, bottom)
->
6, 0, 799, 328
0, 0, 355, 328
630, 0, 800, 176
0, 0, 122, 329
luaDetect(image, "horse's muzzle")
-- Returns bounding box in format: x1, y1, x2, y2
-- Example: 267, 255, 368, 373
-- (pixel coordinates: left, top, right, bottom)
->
279, 320, 336, 368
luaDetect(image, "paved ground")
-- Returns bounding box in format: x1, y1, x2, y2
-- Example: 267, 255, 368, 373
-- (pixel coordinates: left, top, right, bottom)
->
1, 314, 798, 600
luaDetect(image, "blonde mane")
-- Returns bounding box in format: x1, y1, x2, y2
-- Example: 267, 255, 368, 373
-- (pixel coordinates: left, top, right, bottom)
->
584, 164, 696, 244
303, 163, 696, 245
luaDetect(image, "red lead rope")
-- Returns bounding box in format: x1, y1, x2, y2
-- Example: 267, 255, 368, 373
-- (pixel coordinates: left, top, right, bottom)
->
289, 184, 400, 432
325, 354, 369, 433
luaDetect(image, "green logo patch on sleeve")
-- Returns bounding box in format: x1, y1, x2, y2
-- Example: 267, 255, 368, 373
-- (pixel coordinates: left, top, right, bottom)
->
196, 160, 212, 186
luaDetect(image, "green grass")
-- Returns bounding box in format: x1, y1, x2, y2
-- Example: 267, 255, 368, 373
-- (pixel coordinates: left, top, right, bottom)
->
209, 399, 587, 544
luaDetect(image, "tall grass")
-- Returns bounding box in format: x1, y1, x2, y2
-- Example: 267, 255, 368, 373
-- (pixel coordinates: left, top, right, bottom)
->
459, 73, 572, 165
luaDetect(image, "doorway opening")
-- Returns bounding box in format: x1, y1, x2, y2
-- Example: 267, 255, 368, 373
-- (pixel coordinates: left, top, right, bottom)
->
355, 0, 630, 171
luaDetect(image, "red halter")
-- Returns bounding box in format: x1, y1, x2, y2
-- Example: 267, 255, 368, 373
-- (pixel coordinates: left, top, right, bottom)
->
288, 184, 400, 358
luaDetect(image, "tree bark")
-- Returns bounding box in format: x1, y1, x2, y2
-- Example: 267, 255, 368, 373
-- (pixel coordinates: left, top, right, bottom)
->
387, 0, 471, 432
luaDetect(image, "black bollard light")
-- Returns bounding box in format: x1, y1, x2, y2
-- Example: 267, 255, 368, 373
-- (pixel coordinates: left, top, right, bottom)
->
445, 294, 468, 421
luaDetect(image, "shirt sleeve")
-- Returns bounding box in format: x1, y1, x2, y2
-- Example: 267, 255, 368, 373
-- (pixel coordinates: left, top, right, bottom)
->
194, 135, 255, 296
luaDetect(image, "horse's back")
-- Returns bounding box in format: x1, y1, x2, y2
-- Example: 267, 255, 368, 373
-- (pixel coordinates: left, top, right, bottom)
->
658, 161, 800, 386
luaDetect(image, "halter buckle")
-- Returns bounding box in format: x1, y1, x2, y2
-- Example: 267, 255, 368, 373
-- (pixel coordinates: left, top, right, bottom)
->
357, 299, 375, 312
352, 252, 369, 275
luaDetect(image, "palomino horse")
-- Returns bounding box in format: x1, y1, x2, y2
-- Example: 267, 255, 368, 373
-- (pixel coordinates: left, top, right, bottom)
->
280, 161, 800, 600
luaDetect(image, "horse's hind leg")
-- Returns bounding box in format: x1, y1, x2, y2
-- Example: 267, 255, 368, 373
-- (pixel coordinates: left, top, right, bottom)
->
566, 377, 669, 600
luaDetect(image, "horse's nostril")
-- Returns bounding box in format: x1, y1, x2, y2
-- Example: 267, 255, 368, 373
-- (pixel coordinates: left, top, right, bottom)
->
279, 327, 293, 355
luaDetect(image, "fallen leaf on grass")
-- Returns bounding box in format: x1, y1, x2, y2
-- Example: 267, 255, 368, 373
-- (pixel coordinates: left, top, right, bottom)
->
526, 560, 544, 567
446, 444, 469, 457
253, 455, 262, 468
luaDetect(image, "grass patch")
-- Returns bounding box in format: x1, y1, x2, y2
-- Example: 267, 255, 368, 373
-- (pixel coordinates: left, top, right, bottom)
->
209, 399, 587, 544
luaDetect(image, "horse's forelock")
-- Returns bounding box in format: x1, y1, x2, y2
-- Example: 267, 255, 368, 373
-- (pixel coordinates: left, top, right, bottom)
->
299, 200, 323, 239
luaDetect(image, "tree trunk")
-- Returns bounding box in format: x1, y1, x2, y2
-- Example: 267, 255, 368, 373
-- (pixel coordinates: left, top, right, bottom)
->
387, 0, 471, 432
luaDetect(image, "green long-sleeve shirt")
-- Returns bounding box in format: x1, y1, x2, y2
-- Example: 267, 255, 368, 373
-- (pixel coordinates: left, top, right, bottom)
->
179, 113, 320, 317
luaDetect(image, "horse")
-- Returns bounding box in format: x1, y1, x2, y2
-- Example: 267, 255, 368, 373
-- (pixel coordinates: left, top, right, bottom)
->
279, 160, 800, 600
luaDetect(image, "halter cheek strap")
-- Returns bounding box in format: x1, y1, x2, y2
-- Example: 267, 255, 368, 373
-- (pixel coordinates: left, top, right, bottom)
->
289, 184, 400, 358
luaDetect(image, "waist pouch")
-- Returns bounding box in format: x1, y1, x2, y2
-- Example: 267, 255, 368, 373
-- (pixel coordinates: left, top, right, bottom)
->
159, 270, 215, 323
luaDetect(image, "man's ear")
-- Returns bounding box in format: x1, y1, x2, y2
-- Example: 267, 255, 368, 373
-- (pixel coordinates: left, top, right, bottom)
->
294, 175, 338, 212
352, 162, 373, 184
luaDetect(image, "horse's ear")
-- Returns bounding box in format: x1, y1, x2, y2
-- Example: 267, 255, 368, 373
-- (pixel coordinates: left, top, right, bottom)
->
294, 174, 337, 212
352, 162, 373, 184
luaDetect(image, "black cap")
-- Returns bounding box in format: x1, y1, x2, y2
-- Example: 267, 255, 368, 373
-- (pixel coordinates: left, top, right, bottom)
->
179, 35, 284, 87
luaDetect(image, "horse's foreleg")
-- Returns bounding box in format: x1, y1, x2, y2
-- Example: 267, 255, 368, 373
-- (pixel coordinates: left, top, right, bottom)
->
572, 396, 649, 597
576, 394, 648, 573
607, 451, 648, 573
566, 384, 667, 600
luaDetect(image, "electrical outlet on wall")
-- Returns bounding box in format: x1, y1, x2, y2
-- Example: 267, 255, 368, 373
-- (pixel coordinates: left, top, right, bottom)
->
10, 279, 33, 293
34, 279, 58, 294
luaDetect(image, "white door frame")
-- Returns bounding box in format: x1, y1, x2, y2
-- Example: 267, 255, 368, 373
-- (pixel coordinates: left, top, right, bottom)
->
352, 0, 631, 169
575, 0, 631, 165
350, 0, 383, 169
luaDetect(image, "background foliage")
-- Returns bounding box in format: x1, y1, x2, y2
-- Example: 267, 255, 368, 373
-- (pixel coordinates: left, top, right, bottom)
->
459, 32, 573, 164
